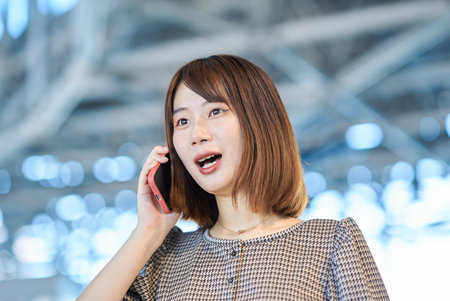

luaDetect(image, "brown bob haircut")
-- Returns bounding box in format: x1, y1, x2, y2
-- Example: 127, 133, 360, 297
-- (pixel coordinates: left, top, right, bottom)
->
164, 54, 308, 228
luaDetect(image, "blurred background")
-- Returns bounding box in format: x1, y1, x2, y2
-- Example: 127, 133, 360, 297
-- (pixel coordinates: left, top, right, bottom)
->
0, 0, 449, 300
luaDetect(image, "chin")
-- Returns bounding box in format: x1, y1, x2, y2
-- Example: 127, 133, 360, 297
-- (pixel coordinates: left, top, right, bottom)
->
196, 180, 232, 196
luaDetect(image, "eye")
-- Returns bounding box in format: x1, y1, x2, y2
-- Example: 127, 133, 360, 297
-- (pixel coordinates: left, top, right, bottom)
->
210, 108, 225, 117
175, 118, 189, 127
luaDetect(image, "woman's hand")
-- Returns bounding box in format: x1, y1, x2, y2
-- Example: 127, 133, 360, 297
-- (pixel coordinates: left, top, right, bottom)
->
78, 146, 180, 301
136, 145, 180, 235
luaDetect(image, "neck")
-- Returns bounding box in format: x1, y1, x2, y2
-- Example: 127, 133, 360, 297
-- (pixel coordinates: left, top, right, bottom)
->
213, 192, 278, 236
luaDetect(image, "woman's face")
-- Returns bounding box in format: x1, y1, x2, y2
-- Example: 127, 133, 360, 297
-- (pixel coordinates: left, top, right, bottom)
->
172, 83, 242, 197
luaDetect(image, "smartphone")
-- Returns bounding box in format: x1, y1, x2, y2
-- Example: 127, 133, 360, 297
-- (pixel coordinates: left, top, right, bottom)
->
147, 155, 173, 214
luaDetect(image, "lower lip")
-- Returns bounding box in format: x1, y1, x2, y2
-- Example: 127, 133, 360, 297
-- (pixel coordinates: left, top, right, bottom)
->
197, 157, 222, 175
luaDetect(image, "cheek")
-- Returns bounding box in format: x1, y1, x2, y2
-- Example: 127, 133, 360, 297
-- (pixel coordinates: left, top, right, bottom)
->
173, 134, 191, 169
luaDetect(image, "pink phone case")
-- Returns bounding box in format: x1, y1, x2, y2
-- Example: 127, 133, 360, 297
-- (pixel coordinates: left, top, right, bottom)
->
148, 161, 173, 214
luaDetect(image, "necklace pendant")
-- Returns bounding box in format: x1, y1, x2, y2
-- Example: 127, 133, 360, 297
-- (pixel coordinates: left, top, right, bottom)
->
237, 230, 244, 235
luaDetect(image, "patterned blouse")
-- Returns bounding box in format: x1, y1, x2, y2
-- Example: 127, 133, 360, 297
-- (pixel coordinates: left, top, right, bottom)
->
123, 218, 389, 300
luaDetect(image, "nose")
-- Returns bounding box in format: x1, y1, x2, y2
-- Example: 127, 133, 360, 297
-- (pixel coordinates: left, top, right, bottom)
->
191, 119, 212, 145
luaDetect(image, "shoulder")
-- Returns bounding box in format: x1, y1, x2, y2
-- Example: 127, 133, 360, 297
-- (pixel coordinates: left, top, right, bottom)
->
290, 217, 366, 256
318, 219, 390, 299
297, 217, 360, 241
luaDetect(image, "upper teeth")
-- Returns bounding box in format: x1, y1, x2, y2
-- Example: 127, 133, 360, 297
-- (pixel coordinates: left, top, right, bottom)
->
198, 155, 215, 163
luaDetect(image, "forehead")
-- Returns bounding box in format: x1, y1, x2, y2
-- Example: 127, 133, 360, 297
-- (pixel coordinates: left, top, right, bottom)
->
173, 83, 227, 112
173, 83, 204, 108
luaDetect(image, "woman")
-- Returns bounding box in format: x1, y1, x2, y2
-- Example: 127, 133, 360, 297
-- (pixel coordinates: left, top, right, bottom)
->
78, 55, 389, 300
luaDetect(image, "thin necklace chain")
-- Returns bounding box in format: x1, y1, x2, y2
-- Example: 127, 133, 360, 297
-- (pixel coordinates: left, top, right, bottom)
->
217, 219, 266, 235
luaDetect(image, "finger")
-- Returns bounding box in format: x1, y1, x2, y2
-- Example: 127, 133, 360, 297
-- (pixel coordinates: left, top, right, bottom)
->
138, 155, 169, 187
156, 145, 169, 154
138, 160, 158, 186
143, 146, 168, 165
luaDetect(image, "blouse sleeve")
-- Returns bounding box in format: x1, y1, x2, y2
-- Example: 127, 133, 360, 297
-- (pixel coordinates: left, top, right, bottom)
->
326, 218, 390, 300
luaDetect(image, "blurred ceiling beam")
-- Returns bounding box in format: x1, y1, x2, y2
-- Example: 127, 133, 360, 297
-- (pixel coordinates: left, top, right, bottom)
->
108, 0, 449, 73
334, 13, 450, 95
275, 0, 449, 45
264, 38, 440, 164
323, 14, 450, 162
369, 61, 450, 98
1, 0, 449, 166
0, 0, 112, 165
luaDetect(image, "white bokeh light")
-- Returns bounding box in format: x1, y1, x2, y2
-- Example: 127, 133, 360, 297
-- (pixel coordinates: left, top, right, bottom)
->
382, 180, 414, 219
115, 156, 137, 182
12, 226, 57, 263
55, 195, 87, 222
93, 157, 120, 183
6, 0, 28, 39
416, 158, 445, 181
344, 184, 385, 237
346, 123, 383, 150
301, 190, 343, 220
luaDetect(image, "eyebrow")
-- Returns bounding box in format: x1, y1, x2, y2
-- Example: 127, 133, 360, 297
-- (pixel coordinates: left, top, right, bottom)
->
173, 100, 210, 115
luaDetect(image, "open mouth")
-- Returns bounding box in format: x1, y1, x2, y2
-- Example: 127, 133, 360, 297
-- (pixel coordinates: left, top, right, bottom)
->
197, 154, 222, 169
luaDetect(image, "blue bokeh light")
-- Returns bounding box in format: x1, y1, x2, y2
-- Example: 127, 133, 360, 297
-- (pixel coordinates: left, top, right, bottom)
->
0, 169, 11, 194
37, 0, 79, 16
22, 155, 50, 181
346, 123, 383, 150
6, 0, 28, 39
304, 171, 326, 197
390, 161, 415, 182
36, 0, 50, 14
0, 12, 4, 40
117, 142, 142, 159
83, 193, 106, 215
31, 213, 56, 241
419, 117, 440, 142
22, 155, 77, 188
60, 161, 85, 187
114, 190, 137, 212
95, 207, 118, 229
0, 208, 8, 244
71, 213, 96, 232
1, 0, 80, 40
445, 114, 450, 137
347, 165, 372, 185
47, 0, 79, 15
